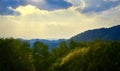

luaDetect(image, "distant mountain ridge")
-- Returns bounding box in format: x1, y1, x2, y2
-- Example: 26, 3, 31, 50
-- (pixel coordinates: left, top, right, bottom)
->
70, 25, 120, 41
19, 25, 120, 49
19, 38, 66, 50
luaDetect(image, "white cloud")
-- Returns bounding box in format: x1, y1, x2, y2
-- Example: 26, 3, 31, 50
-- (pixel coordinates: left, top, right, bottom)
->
27, 0, 45, 3
0, 5, 120, 39
98, 5, 120, 26
30, 0, 44, 2
65, 0, 87, 9
103, 0, 119, 2
26, 0, 47, 8
15, 5, 48, 16
8, 6, 14, 11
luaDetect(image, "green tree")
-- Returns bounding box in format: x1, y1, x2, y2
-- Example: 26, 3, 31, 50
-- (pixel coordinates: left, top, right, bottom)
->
32, 41, 49, 71
0, 38, 33, 71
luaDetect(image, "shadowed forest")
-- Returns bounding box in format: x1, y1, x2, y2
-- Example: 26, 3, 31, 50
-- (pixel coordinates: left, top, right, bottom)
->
0, 38, 120, 71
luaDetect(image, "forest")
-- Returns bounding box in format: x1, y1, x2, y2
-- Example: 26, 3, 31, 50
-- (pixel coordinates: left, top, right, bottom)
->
0, 38, 120, 71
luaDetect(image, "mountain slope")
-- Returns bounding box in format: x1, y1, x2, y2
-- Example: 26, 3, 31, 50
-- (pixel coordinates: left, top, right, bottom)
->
70, 25, 120, 41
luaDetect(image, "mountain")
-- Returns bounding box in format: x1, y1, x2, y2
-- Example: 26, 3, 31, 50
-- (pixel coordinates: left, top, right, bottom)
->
19, 25, 120, 49
70, 25, 120, 42
19, 38, 66, 50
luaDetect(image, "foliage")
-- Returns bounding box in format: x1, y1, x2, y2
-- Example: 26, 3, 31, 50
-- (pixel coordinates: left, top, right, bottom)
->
0, 38, 120, 71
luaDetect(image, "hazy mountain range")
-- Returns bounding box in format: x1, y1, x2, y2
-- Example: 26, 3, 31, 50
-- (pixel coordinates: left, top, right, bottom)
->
20, 25, 120, 49
19, 38, 66, 50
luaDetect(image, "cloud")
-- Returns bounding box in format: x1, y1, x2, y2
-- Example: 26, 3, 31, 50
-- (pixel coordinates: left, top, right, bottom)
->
103, 0, 119, 2
81, 0, 120, 13
65, 0, 120, 13
64, 0, 87, 13
26, 0, 72, 11
65, 0, 86, 8
1, 0, 120, 16
0, 0, 72, 15
42, 0, 72, 10
29, 0, 44, 2
15, 5, 48, 16
0, 5, 120, 39
0, 5, 96, 39
98, 4, 120, 26
0, 0, 27, 15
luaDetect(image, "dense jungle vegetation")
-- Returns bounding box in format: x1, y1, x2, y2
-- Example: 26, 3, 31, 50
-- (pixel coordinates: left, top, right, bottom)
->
0, 38, 120, 71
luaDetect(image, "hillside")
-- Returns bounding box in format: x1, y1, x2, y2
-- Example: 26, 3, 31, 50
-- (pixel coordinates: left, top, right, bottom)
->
70, 25, 120, 41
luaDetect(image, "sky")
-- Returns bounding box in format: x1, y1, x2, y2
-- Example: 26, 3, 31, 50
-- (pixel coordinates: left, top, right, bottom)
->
0, 0, 120, 39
